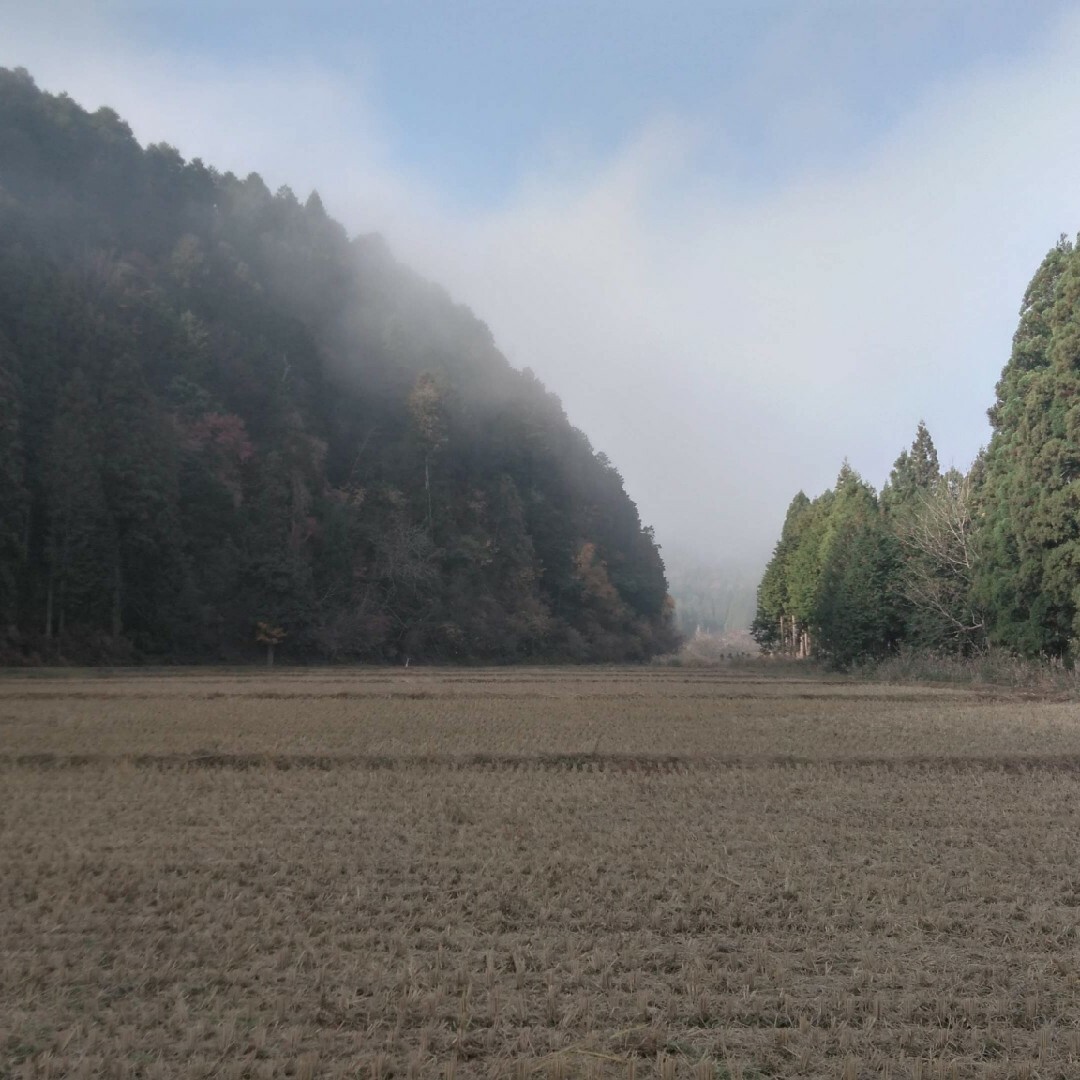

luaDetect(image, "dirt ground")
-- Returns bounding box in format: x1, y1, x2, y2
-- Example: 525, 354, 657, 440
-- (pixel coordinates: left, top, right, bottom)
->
3, 667, 1080, 1078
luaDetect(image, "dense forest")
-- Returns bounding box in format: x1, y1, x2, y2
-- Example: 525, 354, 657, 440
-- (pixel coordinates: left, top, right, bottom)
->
754, 233, 1080, 667
0, 68, 678, 664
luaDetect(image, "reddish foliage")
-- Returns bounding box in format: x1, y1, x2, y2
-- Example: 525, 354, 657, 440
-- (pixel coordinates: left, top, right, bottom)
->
190, 412, 255, 463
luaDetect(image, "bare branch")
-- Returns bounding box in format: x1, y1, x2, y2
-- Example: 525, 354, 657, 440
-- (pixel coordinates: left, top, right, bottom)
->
893, 473, 984, 644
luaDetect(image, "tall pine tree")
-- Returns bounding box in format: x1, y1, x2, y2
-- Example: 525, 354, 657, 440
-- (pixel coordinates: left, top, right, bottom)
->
975, 236, 1080, 656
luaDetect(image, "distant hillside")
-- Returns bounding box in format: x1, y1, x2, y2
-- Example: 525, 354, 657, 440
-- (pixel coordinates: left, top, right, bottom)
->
0, 68, 677, 663
664, 552, 759, 637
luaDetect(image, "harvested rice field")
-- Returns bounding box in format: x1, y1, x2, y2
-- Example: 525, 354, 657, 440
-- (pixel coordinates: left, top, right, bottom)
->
3, 667, 1080, 1079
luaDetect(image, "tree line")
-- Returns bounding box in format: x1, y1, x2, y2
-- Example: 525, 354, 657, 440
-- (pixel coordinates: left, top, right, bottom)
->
754, 233, 1080, 667
0, 68, 678, 664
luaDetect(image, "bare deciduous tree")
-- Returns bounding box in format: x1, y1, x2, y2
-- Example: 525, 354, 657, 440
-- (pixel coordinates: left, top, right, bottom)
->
893, 469, 985, 648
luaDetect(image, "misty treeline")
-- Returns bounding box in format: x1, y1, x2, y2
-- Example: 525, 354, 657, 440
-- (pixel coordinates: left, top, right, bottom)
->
665, 555, 757, 637
755, 232, 1080, 667
0, 69, 678, 663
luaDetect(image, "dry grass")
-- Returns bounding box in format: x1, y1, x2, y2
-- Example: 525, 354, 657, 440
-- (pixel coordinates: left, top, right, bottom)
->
3, 668, 1080, 1078
860, 646, 1080, 695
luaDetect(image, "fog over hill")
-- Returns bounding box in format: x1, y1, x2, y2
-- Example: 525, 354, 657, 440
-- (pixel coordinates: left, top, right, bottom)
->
0, 70, 677, 663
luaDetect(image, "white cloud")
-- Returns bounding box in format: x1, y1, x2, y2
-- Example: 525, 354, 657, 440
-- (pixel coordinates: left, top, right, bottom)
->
393, 11, 1080, 563
5, 6, 1080, 566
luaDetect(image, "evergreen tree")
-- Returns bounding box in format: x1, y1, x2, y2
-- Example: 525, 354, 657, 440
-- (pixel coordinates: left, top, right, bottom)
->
881, 420, 940, 510
0, 335, 27, 629
753, 467, 901, 667
882, 422, 946, 649
811, 466, 899, 666
44, 371, 114, 640
98, 351, 183, 643
974, 236, 1080, 656
752, 492, 810, 652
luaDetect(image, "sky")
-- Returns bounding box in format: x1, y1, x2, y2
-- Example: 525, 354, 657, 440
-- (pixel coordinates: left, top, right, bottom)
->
5, 0, 1080, 568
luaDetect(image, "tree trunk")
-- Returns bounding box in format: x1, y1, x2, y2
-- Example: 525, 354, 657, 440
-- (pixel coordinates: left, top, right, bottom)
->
111, 554, 122, 639
44, 573, 53, 640
267, 643, 274, 667
424, 453, 432, 532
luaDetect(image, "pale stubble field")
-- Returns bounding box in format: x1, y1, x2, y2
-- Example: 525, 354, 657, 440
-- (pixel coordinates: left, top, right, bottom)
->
3, 669, 1080, 1079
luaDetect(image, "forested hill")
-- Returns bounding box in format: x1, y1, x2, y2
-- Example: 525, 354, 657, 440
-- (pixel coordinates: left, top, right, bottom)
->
0, 68, 677, 664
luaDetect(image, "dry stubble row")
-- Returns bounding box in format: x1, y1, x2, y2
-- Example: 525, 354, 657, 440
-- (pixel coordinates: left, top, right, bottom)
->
1, 669, 1077, 762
